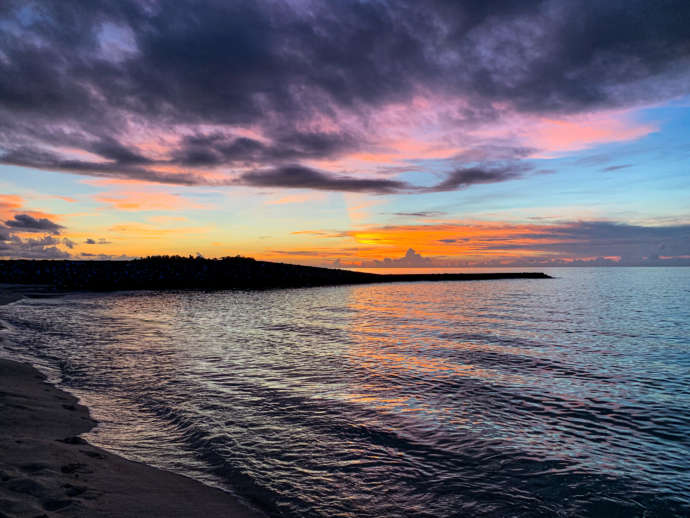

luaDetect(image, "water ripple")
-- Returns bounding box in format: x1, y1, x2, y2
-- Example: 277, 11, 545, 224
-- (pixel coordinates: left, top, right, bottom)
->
1, 267, 689, 517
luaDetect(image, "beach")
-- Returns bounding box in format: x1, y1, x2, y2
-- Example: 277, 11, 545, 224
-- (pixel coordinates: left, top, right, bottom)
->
0, 295, 263, 518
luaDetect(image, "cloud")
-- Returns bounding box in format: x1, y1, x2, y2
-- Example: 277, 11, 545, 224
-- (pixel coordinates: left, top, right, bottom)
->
80, 252, 131, 260
0, 1, 687, 190
172, 132, 358, 166
602, 164, 632, 172
0, 195, 23, 215
0, 235, 70, 259
0, 196, 76, 258
438, 238, 470, 244
361, 248, 433, 268
298, 219, 690, 267
480, 221, 690, 262
85, 238, 112, 245
0, 147, 218, 186
428, 166, 525, 192
239, 164, 528, 194
271, 250, 323, 256
392, 211, 446, 218
265, 192, 328, 205
94, 190, 205, 211
239, 166, 411, 194
4, 214, 64, 234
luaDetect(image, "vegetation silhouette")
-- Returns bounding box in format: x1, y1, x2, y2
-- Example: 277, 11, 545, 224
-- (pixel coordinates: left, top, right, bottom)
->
0, 256, 551, 291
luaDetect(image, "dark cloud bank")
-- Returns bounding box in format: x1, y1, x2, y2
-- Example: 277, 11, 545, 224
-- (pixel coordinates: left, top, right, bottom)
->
0, 215, 69, 259
359, 221, 690, 267
0, 214, 117, 259
1, 0, 689, 192
4, 214, 63, 234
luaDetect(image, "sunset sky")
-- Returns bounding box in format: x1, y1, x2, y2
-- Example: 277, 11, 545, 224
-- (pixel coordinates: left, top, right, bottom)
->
1, 0, 689, 266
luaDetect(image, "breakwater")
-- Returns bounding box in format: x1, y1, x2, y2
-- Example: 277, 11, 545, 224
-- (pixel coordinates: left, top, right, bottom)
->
0, 256, 550, 291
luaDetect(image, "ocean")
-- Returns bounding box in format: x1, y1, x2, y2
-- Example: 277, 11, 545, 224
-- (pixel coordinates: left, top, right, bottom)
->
1, 267, 688, 517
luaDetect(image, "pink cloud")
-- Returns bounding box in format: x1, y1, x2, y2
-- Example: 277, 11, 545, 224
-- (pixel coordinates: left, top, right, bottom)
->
264, 192, 327, 205
306, 94, 656, 176
94, 191, 206, 211
523, 111, 657, 157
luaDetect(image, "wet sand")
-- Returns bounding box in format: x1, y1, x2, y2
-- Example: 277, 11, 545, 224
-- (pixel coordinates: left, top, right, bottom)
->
0, 296, 264, 517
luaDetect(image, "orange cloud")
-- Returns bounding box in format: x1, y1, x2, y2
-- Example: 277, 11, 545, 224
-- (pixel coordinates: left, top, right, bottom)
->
259, 220, 554, 266
344, 222, 554, 259
268, 220, 617, 266
107, 223, 209, 236
54, 195, 78, 203
0, 194, 65, 223
0, 194, 23, 216
148, 215, 190, 224
271, 218, 690, 267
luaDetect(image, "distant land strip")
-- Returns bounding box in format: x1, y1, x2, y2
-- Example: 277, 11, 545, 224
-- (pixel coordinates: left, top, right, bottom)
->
0, 256, 551, 291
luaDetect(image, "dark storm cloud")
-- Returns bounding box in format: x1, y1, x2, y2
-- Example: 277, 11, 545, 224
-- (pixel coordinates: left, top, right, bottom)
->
0, 0, 688, 190
239, 163, 530, 193
239, 166, 411, 194
0, 147, 215, 186
88, 137, 153, 165
171, 132, 358, 166
4, 214, 64, 234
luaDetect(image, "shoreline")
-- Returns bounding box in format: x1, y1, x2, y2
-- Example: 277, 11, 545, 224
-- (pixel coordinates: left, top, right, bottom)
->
0, 296, 264, 517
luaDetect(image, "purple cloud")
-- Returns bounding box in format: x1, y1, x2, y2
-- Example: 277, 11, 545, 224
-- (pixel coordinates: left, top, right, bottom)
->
0, 1, 688, 191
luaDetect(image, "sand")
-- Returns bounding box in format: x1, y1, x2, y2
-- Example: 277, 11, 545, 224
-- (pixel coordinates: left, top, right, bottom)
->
0, 295, 264, 517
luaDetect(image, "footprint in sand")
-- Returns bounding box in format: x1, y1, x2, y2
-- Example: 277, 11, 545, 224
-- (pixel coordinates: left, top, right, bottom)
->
5, 477, 47, 497
42, 497, 74, 511
80, 449, 106, 459
18, 462, 51, 474
58, 436, 87, 445
62, 483, 88, 497
0, 496, 44, 515
60, 463, 91, 474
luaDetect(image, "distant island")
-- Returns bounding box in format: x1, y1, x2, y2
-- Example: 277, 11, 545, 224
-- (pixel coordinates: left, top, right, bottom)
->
0, 256, 551, 291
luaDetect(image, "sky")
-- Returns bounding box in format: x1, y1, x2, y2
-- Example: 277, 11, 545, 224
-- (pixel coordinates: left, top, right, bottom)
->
0, 0, 689, 267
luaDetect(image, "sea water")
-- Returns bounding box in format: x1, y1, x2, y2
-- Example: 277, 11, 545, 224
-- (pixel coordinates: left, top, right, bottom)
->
1, 267, 688, 517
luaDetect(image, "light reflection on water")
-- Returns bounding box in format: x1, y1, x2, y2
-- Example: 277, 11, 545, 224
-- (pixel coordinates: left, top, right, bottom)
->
1, 267, 689, 517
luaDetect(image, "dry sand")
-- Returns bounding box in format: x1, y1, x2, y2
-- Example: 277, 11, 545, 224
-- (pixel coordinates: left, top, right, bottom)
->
0, 295, 264, 517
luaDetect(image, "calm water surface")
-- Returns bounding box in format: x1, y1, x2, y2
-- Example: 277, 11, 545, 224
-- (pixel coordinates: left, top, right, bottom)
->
1, 267, 689, 517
